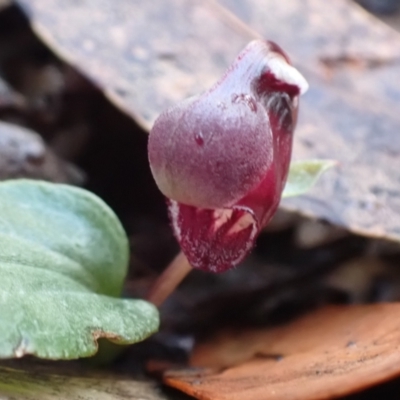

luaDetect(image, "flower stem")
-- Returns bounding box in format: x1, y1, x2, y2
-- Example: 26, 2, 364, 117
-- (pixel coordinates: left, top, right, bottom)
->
146, 251, 192, 307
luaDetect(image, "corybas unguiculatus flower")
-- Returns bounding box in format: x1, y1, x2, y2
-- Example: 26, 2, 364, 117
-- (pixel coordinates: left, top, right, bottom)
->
148, 40, 308, 273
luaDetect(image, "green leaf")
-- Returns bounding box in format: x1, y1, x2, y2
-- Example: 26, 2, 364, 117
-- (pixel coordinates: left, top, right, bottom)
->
0, 180, 159, 359
283, 159, 336, 198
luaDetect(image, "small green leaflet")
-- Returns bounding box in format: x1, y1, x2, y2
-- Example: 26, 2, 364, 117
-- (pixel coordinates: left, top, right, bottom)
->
283, 159, 336, 198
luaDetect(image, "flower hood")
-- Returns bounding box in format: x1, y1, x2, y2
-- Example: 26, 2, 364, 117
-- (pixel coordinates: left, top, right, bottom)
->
148, 40, 308, 273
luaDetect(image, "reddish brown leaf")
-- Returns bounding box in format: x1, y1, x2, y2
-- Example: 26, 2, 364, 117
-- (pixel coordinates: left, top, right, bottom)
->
165, 304, 400, 400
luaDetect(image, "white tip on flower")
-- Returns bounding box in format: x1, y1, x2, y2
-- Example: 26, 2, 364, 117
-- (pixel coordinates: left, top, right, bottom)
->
268, 54, 309, 95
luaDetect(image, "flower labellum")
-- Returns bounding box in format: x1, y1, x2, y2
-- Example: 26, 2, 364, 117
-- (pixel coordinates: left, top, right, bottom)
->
148, 40, 308, 273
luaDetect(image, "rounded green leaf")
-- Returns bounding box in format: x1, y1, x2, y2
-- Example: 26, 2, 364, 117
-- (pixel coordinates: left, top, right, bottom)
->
283, 159, 336, 198
0, 180, 159, 359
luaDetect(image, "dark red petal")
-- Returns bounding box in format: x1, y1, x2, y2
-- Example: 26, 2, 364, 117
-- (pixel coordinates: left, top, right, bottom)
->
236, 167, 279, 228
168, 200, 258, 273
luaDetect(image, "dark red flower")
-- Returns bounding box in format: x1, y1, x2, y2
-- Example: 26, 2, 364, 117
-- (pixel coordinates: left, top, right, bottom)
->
148, 40, 308, 273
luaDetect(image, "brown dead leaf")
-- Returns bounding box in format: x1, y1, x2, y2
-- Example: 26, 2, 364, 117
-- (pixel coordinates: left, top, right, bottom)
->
15, 0, 247, 130
165, 303, 400, 400
14, 0, 400, 243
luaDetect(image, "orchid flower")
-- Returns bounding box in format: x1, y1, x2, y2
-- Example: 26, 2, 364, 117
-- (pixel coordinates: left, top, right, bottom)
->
148, 40, 309, 273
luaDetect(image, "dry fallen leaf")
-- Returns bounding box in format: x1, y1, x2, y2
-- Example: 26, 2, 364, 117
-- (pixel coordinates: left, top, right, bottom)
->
14, 0, 400, 243
165, 304, 400, 400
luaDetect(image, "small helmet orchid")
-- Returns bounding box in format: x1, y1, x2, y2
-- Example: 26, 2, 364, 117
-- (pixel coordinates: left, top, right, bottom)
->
148, 40, 308, 273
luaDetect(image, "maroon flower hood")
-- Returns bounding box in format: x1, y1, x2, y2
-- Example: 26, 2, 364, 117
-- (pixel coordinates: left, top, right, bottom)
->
148, 40, 308, 273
